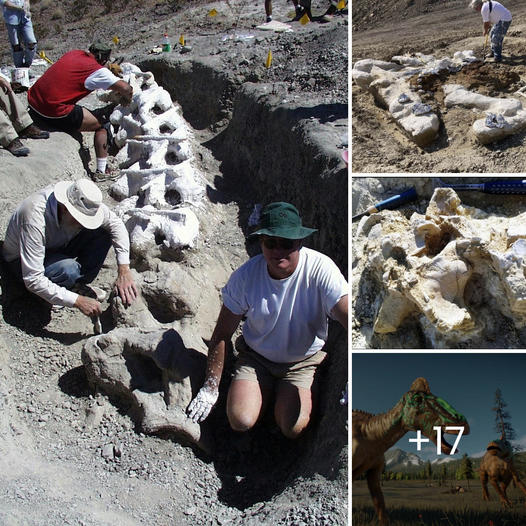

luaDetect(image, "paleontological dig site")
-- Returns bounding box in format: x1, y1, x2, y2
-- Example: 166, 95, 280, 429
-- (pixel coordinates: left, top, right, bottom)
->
0, 2, 348, 525
352, 0, 526, 173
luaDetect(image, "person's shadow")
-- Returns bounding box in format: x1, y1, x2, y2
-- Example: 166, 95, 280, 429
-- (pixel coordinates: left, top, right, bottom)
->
29, 105, 117, 176
0, 241, 86, 343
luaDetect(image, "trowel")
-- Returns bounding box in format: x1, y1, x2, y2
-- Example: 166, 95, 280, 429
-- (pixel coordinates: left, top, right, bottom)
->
352, 187, 417, 222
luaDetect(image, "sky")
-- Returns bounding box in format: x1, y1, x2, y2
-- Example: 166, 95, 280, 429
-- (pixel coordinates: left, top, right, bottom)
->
352, 353, 526, 462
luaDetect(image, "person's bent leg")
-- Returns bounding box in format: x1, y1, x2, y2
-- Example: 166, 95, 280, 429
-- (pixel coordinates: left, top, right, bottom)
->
274, 382, 313, 439
44, 255, 81, 288
490, 21, 509, 61
273, 349, 326, 438
64, 227, 112, 284
78, 108, 108, 172
227, 379, 267, 432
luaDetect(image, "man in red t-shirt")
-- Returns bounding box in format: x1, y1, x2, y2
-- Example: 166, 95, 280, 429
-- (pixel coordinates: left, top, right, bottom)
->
28, 41, 132, 180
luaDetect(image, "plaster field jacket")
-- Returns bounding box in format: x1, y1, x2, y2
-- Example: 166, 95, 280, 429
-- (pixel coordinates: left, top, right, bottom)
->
27, 50, 103, 118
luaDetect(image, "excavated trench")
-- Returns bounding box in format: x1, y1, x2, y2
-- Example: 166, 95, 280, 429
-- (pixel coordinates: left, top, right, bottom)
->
117, 56, 349, 507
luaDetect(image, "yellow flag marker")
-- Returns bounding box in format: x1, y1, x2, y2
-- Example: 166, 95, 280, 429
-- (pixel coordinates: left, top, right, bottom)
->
300, 12, 309, 25
38, 50, 53, 64
208, 8, 218, 16
336, 0, 346, 9
179, 34, 185, 46
112, 35, 120, 45
265, 50, 272, 68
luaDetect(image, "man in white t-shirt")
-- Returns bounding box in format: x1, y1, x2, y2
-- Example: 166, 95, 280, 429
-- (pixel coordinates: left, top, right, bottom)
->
27, 41, 132, 180
470, 0, 512, 62
187, 202, 348, 439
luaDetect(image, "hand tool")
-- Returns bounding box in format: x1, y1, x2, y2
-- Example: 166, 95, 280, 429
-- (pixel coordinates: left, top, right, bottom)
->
352, 187, 417, 222
436, 179, 526, 194
482, 33, 489, 62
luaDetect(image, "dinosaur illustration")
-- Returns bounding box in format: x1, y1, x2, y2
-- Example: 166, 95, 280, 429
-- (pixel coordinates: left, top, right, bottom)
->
352, 377, 470, 525
480, 434, 526, 507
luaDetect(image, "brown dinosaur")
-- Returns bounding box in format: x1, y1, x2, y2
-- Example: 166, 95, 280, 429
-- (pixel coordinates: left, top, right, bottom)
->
480, 434, 526, 507
352, 377, 470, 525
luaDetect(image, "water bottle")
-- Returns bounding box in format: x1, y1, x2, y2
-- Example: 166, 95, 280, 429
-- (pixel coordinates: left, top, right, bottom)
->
162, 33, 171, 52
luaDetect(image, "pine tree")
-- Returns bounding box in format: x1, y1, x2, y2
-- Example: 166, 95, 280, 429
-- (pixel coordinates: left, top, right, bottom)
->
493, 388, 517, 443
456, 454, 474, 488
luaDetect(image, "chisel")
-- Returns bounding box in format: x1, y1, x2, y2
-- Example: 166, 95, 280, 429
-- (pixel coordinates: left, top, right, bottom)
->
352, 187, 417, 222
437, 179, 526, 194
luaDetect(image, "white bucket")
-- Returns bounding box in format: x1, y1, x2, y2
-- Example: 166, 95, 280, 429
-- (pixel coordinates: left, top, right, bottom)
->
11, 67, 30, 89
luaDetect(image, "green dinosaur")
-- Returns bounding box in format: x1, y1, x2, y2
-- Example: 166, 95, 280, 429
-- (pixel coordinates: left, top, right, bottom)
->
352, 377, 470, 525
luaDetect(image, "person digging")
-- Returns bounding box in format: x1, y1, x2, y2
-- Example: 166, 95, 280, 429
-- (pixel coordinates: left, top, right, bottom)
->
470, 0, 512, 63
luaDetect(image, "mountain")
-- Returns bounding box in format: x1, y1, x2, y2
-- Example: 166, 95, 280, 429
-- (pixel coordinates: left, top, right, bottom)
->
384, 449, 424, 471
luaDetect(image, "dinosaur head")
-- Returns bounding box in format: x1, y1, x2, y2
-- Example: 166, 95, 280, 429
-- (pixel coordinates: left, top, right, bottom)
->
486, 439, 513, 459
399, 377, 470, 454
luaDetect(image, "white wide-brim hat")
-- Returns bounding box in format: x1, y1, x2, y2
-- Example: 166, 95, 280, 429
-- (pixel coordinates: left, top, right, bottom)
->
54, 179, 104, 230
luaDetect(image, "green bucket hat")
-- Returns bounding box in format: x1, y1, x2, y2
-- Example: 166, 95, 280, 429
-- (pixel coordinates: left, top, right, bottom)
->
250, 202, 317, 239
89, 41, 112, 63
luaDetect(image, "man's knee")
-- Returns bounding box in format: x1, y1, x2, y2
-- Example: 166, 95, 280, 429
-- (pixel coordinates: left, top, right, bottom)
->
45, 258, 81, 288
227, 407, 258, 432
276, 412, 311, 439
28, 43, 36, 50
12, 44, 22, 52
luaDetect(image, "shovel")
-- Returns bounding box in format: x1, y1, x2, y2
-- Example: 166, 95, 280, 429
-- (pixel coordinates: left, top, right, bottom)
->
482, 33, 489, 62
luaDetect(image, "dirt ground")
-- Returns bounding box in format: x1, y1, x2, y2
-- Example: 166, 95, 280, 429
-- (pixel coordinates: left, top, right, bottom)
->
351, 0, 526, 172
0, 1, 348, 525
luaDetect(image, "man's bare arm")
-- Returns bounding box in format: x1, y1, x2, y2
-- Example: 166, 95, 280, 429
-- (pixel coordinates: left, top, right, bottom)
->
109, 80, 133, 105
331, 295, 348, 331
187, 305, 243, 423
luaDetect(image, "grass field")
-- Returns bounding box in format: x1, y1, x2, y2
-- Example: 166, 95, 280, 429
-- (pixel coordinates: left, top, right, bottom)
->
352, 479, 526, 525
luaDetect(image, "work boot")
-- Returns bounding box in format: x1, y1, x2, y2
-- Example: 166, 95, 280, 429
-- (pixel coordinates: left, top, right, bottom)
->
6, 138, 30, 157
19, 124, 50, 139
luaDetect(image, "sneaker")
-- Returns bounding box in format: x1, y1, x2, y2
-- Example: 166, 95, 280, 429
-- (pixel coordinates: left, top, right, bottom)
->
6, 138, 29, 157
266, 15, 272, 22
19, 124, 50, 140
92, 168, 121, 182
72, 283, 107, 302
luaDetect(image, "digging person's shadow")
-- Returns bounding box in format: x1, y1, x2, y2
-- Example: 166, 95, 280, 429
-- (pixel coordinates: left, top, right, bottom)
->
29, 105, 117, 175
0, 241, 86, 343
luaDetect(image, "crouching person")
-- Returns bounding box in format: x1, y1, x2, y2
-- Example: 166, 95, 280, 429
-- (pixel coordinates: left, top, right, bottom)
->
187, 202, 348, 438
2, 179, 138, 316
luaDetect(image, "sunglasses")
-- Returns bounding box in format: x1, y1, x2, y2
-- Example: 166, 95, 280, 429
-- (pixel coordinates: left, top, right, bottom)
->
261, 237, 297, 250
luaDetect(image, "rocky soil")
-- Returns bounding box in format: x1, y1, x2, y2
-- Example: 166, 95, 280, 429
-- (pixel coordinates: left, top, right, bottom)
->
0, 1, 348, 525
351, 0, 526, 172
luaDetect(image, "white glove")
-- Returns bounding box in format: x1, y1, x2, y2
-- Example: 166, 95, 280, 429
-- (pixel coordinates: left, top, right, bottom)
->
186, 386, 219, 423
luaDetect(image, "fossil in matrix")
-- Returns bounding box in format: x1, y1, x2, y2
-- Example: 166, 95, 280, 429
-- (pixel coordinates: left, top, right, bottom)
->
353, 187, 526, 346
99, 63, 204, 258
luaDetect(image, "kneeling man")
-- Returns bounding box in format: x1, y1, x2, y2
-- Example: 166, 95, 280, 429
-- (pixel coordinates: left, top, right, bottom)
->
187, 202, 348, 438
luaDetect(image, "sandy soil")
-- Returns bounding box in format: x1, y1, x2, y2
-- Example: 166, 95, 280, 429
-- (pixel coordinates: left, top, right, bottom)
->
0, 1, 348, 524
351, 0, 526, 172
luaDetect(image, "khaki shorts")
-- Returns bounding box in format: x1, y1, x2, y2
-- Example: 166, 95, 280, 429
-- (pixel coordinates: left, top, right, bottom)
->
233, 338, 327, 390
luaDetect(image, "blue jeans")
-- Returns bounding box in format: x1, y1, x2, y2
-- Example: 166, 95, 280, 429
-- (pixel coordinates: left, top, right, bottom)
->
5, 17, 37, 67
490, 20, 511, 61
7, 227, 112, 289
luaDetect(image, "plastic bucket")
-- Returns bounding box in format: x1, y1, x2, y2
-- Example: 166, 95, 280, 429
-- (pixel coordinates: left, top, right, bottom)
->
11, 67, 30, 89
